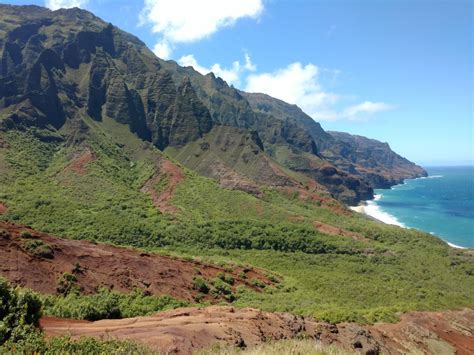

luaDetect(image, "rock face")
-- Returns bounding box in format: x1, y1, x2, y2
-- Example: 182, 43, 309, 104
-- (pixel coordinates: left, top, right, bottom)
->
326, 131, 428, 187
0, 4, 425, 204
243, 92, 427, 190
0, 5, 212, 150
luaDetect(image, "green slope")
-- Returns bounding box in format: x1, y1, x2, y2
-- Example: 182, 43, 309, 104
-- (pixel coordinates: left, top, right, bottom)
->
1, 123, 473, 324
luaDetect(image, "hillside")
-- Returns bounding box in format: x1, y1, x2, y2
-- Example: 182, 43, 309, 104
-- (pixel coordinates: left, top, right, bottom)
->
0, 4, 472, 354
40, 307, 474, 354
0, 4, 426, 205
242, 92, 427, 189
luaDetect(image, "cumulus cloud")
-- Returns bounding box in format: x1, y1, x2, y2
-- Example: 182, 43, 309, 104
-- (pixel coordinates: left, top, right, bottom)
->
178, 53, 256, 87
141, 0, 264, 58
153, 41, 172, 60
245, 62, 395, 121
245, 62, 340, 118
343, 101, 396, 120
45, 0, 88, 10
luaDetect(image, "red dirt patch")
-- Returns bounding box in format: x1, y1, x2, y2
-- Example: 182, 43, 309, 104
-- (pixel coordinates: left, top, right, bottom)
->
0, 202, 7, 214
0, 221, 272, 302
278, 186, 351, 216
141, 158, 185, 214
41, 306, 474, 354
313, 220, 368, 242
371, 309, 474, 355
63, 149, 95, 175
40, 306, 379, 354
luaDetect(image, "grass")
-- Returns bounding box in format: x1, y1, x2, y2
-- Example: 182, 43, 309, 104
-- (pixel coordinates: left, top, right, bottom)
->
198, 339, 349, 355
0, 126, 473, 325
0, 333, 149, 354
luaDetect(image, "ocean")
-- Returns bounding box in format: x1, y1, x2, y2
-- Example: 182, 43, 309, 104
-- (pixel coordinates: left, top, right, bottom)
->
365, 166, 474, 248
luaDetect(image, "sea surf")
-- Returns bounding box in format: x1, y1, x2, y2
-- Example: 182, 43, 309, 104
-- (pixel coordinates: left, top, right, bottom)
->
361, 166, 474, 248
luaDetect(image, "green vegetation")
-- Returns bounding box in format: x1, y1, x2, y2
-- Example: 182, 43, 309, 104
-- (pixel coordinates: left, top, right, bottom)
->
193, 277, 210, 294
0, 278, 163, 353
21, 239, 54, 259
41, 288, 188, 321
1, 334, 148, 354
1, 128, 473, 325
0, 278, 41, 345
199, 338, 348, 355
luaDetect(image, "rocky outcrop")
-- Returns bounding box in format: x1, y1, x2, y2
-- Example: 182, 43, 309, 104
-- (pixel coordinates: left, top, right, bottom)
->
40, 306, 474, 355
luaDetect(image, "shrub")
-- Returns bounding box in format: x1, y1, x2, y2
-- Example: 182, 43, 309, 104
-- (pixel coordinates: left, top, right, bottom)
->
211, 279, 235, 301
250, 278, 266, 288
0, 332, 148, 353
192, 277, 210, 294
56, 272, 79, 295
20, 231, 33, 239
22, 239, 54, 259
42, 288, 187, 321
217, 272, 234, 285
0, 278, 42, 345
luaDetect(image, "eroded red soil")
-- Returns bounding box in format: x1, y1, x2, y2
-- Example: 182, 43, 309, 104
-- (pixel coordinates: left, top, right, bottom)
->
40, 306, 380, 354
141, 158, 185, 214
0, 221, 272, 301
40, 306, 474, 354
63, 149, 95, 175
313, 220, 368, 242
371, 309, 474, 355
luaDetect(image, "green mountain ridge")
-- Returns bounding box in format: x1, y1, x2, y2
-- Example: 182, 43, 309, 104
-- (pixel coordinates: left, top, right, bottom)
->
242, 91, 427, 189
0, 4, 426, 206
0, 4, 472, 342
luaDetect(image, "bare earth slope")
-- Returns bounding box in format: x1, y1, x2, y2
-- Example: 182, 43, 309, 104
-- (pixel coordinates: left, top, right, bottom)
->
41, 306, 474, 354
0, 221, 272, 302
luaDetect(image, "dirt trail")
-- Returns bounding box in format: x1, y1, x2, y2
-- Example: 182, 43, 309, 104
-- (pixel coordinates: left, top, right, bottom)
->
0, 221, 272, 301
41, 306, 474, 354
141, 158, 185, 214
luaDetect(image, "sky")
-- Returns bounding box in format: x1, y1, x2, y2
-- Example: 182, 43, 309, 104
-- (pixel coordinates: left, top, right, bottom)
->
4, 0, 473, 166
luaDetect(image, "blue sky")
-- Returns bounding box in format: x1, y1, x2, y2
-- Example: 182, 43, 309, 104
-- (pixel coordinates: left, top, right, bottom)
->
5, 0, 473, 166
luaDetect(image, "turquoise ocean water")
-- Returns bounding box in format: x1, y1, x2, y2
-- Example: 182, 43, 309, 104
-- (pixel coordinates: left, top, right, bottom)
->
365, 166, 474, 248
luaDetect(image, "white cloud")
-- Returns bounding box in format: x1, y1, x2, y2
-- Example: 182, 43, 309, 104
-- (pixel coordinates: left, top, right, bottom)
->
153, 40, 172, 60
245, 62, 339, 118
343, 101, 396, 120
245, 62, 395, 121
140, 0, 264, 58
45, 0, 88, 10
178, 53, 255, 87
244, 53, 257, 71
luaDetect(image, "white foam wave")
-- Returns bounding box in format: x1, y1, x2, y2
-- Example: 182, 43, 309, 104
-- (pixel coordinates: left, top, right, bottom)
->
447, 242, 467, 249
417, 175, 443, 180
364, 197, 406, 228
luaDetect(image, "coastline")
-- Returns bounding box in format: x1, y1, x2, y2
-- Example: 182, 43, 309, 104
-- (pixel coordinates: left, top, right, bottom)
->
351, 174, 471, 250
350, 202, 467, 249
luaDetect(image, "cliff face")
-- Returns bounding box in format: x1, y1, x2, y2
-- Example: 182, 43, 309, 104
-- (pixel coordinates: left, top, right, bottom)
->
0, 5, 213, 150
0, 5, 423, 204
243, 92, 427, 190
326, 132, 427, 187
